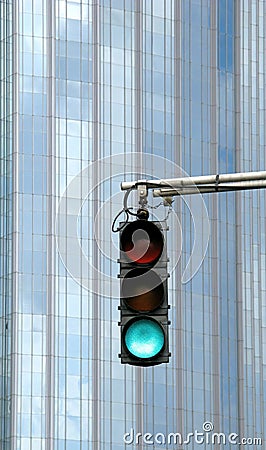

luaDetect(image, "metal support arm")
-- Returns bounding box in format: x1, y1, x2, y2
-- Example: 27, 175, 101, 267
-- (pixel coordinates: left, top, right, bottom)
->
121, 170, 266, 197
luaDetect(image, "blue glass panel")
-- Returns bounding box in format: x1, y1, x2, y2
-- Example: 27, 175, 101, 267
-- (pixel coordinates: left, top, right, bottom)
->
219, 0, 226, 34
219, 33, 226, 70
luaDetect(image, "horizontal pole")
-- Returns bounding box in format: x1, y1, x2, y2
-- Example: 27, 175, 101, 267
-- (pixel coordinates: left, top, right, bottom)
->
153, 180, 266, 197
121, 170, 266, 191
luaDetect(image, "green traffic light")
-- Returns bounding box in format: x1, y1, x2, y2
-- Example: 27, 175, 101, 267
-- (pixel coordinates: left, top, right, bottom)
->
124, 318, 165, 359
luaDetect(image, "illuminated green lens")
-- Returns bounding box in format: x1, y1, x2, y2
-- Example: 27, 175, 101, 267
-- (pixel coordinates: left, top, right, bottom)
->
124, 319, 164, 359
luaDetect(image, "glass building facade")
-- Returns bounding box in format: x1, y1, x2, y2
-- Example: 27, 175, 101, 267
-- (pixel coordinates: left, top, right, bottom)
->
0, 0, 265, 449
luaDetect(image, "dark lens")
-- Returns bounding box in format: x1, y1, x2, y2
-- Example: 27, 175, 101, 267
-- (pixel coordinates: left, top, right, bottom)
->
121, 269, 164, 312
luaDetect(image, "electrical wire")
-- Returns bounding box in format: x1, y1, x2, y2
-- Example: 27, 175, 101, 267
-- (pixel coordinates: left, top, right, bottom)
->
163, 205, 173, 221
112, 187, 138, 232
149, 201, 164, 209
111, 208, 129, 233
123, 186, 139, 216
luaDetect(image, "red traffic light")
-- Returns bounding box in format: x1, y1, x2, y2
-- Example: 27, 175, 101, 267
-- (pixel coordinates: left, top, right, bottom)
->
120, 220, 164, 265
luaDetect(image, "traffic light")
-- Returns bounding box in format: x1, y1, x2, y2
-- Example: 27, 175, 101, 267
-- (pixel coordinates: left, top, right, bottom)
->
118, 218, 171, 366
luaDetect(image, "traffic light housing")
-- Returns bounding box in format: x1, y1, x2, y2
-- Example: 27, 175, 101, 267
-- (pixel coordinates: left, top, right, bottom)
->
118, 219, 171, 366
